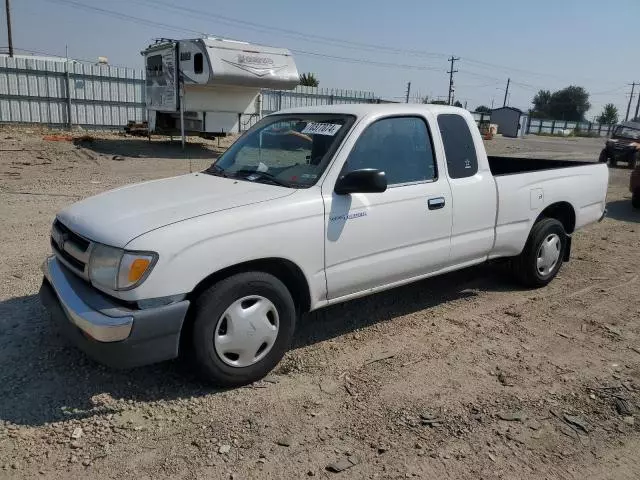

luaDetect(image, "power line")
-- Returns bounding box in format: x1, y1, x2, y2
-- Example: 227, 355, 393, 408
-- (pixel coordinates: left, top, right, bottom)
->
41, 0, 204, 35
292, 49, 444, 72
447, 56, 459, 105
127, 0, 450, 59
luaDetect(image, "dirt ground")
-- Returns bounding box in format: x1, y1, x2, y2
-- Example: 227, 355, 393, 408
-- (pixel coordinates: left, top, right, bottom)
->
0, 128, 639, 480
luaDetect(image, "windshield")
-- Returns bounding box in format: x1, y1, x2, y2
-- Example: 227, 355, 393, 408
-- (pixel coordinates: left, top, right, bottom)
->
614, 126, 640, 140
207, 114, 355, 188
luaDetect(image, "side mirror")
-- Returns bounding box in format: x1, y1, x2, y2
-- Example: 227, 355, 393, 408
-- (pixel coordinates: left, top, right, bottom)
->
334, 169, 387, 195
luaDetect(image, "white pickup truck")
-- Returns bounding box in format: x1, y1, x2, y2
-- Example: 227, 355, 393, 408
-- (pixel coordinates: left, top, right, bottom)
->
40, 104, 608, 386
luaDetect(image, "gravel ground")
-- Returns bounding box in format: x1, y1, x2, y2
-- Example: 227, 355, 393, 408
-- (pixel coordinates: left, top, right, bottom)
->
0, 128, 639, 480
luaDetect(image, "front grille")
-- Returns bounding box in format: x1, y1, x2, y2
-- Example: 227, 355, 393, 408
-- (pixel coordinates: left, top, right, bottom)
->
50, 219, 93, 280
53, 219, 90, 251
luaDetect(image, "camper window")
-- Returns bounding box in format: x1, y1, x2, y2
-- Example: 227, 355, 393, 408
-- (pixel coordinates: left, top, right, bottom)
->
194, 53, 203, 74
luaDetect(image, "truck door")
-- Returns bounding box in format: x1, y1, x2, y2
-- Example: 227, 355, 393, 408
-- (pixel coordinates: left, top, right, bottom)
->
322, 115, 453, 300
436, 113, 497, 264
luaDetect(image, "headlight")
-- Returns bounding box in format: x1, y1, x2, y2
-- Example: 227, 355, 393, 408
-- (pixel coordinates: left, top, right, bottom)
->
88, 244, 157, 291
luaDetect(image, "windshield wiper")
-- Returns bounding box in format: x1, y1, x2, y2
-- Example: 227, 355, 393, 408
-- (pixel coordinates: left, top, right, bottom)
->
233, 169, 292, 187
203, 164, 230, 177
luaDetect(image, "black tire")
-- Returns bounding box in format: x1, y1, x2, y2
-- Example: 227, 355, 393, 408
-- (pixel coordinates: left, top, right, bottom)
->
630, 152, 639, 170
632, 190, 640, 209
512, 218, 567, 288
191, 272, 296, 387
609, 156, 617, 168
598, 149, 608, 163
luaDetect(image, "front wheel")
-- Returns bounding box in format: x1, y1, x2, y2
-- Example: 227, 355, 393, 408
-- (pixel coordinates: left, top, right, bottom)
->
512, 218, 567, 288
598, 149, 608, 163
191, 272, 296, 386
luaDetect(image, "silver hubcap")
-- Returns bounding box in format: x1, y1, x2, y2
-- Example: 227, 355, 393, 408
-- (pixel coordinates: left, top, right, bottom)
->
213, 296, 279, 368
536, 233, 561, 276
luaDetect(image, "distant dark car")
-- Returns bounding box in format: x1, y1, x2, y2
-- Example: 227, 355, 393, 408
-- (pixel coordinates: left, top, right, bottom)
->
631, 164, 640, 209
600, 121, 640, 168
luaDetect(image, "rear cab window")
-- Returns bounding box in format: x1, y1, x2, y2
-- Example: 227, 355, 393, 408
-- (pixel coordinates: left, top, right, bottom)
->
437, 114, 478, 179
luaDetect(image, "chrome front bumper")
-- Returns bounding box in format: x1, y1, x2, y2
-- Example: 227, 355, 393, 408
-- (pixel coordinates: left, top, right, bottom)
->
40, 256, 190, 368
42, 256, 133, 342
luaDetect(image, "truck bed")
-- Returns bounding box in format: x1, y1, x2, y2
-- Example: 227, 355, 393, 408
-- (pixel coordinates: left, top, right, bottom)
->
488, 156, 593, 176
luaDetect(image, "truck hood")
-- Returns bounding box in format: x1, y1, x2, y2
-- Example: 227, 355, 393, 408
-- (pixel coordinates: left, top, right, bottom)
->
57, 173, 293, 248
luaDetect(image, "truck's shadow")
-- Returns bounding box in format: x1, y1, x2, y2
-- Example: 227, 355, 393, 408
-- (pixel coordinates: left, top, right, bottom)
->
74, 137, 219, 160
0, 265, 516, 427
606, 199, 640, 224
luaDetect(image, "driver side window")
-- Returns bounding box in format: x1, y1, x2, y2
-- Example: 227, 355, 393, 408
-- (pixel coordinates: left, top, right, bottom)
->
343, 116, 437, 185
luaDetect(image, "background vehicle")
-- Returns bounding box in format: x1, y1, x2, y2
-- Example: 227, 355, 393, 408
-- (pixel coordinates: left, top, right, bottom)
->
40, 104, 609, 386
599, 121, 640, 168
631, 164, 640, 209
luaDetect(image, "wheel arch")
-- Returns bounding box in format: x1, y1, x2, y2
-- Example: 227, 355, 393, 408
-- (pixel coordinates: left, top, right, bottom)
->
179, 257, 312, 356
536, 201, 576, 234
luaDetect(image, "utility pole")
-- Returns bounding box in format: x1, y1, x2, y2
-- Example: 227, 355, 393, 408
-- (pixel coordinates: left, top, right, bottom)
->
503, 78, 510, 107
634, 83, 640, 121
5, 0, 13, 57
447, 56, 459, 105
405, 81, 411, 104
625, 82, 637, 121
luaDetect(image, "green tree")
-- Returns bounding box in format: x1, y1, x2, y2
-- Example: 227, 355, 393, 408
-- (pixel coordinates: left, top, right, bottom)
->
548, 86, 590, 121
596, 103, 619, 124
531, 86, 591, 121
475, 105, 491, 113
299, 72, 319, 87
531, 89, 552, 118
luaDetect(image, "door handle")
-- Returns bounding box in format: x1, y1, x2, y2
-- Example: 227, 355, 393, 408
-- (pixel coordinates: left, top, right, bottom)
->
428, 197, 446, 210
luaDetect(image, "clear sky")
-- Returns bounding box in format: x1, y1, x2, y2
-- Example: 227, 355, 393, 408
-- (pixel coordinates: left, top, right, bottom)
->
4, 0, 640, 119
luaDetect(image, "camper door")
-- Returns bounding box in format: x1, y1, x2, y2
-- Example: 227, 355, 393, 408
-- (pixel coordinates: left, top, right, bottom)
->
145, 45, 179, 112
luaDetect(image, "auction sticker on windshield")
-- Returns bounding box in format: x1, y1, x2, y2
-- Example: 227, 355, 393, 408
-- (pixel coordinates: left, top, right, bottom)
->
301, 122, 342, 136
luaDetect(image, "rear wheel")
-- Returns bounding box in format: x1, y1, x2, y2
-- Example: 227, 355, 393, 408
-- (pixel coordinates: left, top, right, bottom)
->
191, 272, 296, 386
512, 218, 567, 288
632, 190, 640, 209
598, 149, 608, 163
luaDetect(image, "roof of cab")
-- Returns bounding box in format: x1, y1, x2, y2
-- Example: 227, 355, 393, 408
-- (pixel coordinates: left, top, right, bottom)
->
275, 103, 468, 117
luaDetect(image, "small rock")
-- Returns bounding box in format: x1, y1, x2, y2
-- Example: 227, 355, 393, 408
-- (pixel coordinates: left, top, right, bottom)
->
70, 441, 83, 449
614, 398, 633, 416
623, 416, 635, 426
320, 380, 338, 395
11, 463, 18, 470
307, 470, 315, 476
488, 453, 496, 462
218, 444, 231, 454
257, 458, 266, 464
497, 371, 514, 386
563, 414, 591, 433
326, 456, 360, 473
70, 455, 78, 463
377, 446, 388, 454
498, 411, 524, 422
528, 419, 541, 430
71, 427, 83, 440
276, 437, 293, 447
82, 460, 91, 467
414, 443, 423, 449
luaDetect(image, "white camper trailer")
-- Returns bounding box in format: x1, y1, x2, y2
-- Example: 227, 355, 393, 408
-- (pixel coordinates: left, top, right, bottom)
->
142, 37, 299, 137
